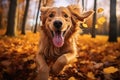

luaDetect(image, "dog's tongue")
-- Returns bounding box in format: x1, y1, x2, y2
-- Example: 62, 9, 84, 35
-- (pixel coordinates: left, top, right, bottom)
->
53, 31, 64, 47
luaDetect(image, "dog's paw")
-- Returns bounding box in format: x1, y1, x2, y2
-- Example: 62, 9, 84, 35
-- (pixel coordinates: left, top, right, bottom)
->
37, 64, 50, 73
36, 64, 49, 80
51, 55, 67, 74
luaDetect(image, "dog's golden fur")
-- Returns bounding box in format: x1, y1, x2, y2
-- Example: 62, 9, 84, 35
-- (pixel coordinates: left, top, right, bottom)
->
36, 5, 93, 80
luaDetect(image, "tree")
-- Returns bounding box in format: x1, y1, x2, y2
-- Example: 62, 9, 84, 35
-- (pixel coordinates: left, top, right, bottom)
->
5, 0, 17, 36
91, 0, 97, 38
34, 0, 41, 33
82, 0, 87, 11
21, 0, 30, 35
108, 0, 117, 42
82, 0, 85, 11
118, 16, 120, 36
0, 0, 3, 28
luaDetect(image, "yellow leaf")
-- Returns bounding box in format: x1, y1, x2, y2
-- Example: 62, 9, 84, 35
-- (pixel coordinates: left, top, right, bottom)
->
103, 66, 118, 74
16, 48, 23, 53
27, 55, 34, 60
87, 72, 96, 79
82, 23, 88, 28
97, 8, 104, 13
11, 44, 15, 47
29, 63, 36, 69
68, 76, 76, 80
95, 24, 98, 29
81, 45, 88, 50
97, 16, 106, 25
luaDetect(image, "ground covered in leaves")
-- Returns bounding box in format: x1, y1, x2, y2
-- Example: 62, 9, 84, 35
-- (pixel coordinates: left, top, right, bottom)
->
0, 31, 120, 80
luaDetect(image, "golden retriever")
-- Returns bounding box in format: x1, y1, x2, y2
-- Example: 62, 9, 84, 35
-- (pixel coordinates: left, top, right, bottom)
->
35, 5, 93, 80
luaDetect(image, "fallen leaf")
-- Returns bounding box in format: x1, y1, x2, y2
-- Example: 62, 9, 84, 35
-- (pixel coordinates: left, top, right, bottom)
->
103, 66, 118, 74
29, 63, 36, 69
103, 55, 117, 62
68, 76, 76, 80
94, 63, 103, 69
87, 72, 96, 79
1, 60, 11, 66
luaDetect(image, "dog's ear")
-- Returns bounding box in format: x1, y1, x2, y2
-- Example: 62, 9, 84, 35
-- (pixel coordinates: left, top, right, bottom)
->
67, 5, 94, 23
40, 7, 50, 24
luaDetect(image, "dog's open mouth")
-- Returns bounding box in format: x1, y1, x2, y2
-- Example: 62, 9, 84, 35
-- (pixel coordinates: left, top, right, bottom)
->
51, 30, 66, 47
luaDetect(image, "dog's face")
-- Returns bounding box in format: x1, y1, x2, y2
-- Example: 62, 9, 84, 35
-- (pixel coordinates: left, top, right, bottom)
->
41, 7, 72, 47
40, 5, 94, 47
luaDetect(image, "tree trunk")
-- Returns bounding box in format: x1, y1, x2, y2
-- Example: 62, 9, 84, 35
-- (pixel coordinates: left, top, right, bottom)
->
0, 10, 2, 29
5, 0, 17, 36
108, 0, 117, 42
21, 0, 30, 35
0, 0, 3, 28
91, 0, 97, 38
34, 0, 41, 33
82, 0, 84, 11
82, 0, 87, 11
31, 0, 37, 31
117, 17, 120, 36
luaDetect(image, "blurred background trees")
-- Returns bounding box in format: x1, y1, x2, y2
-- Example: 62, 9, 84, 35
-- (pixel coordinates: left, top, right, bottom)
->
0, 0, 3, 29
34, 0, 41, 33
0, 0, 120, 41
108, 0, 117, 42
21, 0, 30, 35
5, 0, 17, 36
91, 0, 97, 38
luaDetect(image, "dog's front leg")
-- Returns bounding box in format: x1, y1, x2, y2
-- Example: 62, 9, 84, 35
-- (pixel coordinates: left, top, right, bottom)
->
35, 54, 49, 80
51, 53, 76, 74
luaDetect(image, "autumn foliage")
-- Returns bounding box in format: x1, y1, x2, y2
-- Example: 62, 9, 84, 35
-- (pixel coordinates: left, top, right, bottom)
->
0, 31, 120, 80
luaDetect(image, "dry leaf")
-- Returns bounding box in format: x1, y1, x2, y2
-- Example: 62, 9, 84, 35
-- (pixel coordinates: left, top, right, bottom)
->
82, 23, 88, 28
94, 63, 103, 69
103, 66, 118, 74
68, 76, 76, 80
29, 63, 36, 69
103, 55, 116, 62
97, 8, 104, 13
0, 30, 120, 80
87, 72, 96, 79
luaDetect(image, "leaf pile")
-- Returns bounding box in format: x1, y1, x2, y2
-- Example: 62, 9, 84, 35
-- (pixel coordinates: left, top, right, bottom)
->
50, 35, 120, 80
0, 32, 39, 80
0, 32, 120, 80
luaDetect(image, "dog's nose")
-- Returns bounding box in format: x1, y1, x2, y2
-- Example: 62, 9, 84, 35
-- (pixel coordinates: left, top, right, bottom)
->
53, 20, 62, 29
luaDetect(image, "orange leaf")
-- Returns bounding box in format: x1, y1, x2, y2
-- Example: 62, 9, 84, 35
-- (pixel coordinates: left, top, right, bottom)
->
97, 8, 104, 13
68, 76, 76, 80
87, 72, 96, 79
103, 66, 118, 74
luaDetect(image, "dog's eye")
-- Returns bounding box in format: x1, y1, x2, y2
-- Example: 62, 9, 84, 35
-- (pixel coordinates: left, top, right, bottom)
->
49, 13, 54, 18
64, 14, 68, 18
